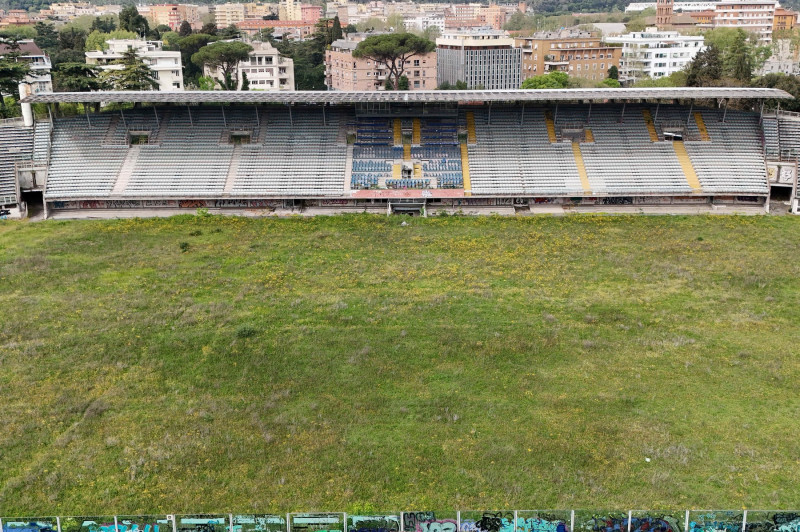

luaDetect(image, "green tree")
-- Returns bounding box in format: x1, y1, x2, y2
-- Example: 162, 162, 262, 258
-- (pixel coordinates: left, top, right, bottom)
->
90, 16, 116, 33
352, 33, 434, 90
397, 74, 409, 90
607, 65, 618, 80
521, 71, 569, 89
344, 23, 357, 34
53, 62, 105, 91
386, 12, 405, 31
240, 70, 250, 91
118, 5, 149, 36
728, 30, 753, 81
149, 24, 172, 40
753, 73, 800, 112
255, 27, 274, 42
197, 75, 215, 90
0, 39, 30, 117
331, 16, 343, 42
58, 26, 87, 51
33, 21, 58, 50
598, 77, 621, 88
178, 33, 213, 84
686, 44, 723, 86
217, 24, 240, 39
179, 20, 193, 37
191, 40, 252, 90
160, 31, 180, 48
101, 48, 159, 90
355, 17, 386, 32
200, 22, 217, 35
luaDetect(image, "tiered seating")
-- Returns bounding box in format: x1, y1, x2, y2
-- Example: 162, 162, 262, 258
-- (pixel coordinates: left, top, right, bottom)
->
355, 118, 393, 145
417, 146, 463, 188
125, 107, 233, 196
580, 105, 691, 195
420, 118, 458, 145
468, 107, 584, 195
778, 116, 800, 157
33, 121, 51, 162
232, 108, 345, 196
104, 109, 164, 144
351, 159, 391, 189
762, 116, 779, 157
45, 115, 128, 198
0, 124, 33, 204
685, 109, 767, 194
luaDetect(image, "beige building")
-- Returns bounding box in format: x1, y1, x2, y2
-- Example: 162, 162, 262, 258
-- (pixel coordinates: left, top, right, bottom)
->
86, 39, 184, 91
147, 4, 201, 31
515, 29, 622, 81
214, 3, 246, 27
205, 41, 294, 90
325, 34, 437, 90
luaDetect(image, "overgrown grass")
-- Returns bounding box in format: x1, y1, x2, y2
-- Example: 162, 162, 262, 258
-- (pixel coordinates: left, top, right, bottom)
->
0, 214, 799, 514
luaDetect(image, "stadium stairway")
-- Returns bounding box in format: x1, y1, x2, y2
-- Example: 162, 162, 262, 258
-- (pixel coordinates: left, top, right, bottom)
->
112, 146, 141, 194
224, 144, 243, 193
694, 112, 711, 141
466, 112, 477, 144
404, 143, 411, 160
571, 141, 592, 193
545, 111, 557, 142
393, 119, 402, 146
673, 141, 703, 192
642, 109, 659, 142
412, 118, 421, 145
585, 128, 594, 143
393, 163, 401, 180
460, 141, 472, 196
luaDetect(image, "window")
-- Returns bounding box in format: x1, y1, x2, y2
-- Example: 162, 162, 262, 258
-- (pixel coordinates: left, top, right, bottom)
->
414, 59, 420, 66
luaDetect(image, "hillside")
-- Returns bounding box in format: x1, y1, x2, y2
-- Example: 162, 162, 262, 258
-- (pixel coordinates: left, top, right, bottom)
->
0, 214, 799, 514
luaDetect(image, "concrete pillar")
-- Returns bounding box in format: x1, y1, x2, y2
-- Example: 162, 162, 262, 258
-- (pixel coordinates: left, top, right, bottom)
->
18, 83, 33, 127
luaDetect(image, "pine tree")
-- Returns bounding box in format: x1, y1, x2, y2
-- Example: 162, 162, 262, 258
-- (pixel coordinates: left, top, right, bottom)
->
101, 48, 159, 91
240, 71, 249, 91
331, 16, 343, 42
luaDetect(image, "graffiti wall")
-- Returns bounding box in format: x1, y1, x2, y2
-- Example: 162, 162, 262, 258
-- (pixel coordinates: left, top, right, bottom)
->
232, 515, 286, 532
289, 514, 344, 532
745, 513, 800, 532
49, 200, 283, 210
516, 511, 571, 532
574, 512, 630, 532
347, 515, 401, 532
58, 517, 118, 532
176, 516, 227, 532
688, 512, 744, 532
460, 512, 514, 532
628, 512, 684, 532
402, 512, 458, 532
2, 519, 59, 532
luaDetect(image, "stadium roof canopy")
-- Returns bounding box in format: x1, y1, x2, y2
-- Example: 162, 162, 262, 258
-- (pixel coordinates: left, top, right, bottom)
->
22, 87, 793, 104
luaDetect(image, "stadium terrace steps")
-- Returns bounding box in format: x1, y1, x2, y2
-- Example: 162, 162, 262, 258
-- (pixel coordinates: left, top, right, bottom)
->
112, 145, 141, 194
466, 112, 477, 144
545, 111, 557, 143
224, 145, 243, 193
412, 118, 421, 145
571, 142, 592, 194
460, 142, 471, 195
694, 112, 711, 141
672, 141, 703, 192
393, 119, 402, 146
33, 121, 51, 163
642, 109, 660, 142
0, 124, 33, 204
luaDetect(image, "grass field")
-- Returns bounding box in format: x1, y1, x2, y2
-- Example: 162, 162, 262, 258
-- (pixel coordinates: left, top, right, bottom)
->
1, 214, 799, 515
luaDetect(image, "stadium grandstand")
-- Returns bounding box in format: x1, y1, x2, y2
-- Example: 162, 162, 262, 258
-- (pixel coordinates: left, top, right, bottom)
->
0, 87, 794, 218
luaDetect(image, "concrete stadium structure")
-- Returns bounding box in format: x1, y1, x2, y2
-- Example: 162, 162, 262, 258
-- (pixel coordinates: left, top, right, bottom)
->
1, 87, 796, 219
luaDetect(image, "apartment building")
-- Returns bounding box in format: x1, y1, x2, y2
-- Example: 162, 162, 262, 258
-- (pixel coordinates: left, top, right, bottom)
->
514, 29, 622, 81
205, 40, 294, 90
214, 3, 247, 27
0, 40, 52, 94
147, 4, 201, 31
86, 39, 184, 91
605, 28, 704, 83
712, 1, 777, 43
326, 33, 436, 90
773, 6, 799, 31
237, 19, 317, 38
436, 28, 521, 89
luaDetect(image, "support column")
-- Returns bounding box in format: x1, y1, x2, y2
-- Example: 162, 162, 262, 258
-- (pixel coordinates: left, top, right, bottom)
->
187, 105, 193, 127
120, 109, 127, 130
620, 102, 626, 123
85, 105, 91, 127
587, 101, 592, 123
18, 83, 33, 127
289, 104, 293, 126
153, 105, 159, 127
759, 100, 765, 124
323, 104, 327, 126
520, 103, 525, 126
255, 106, 260, 126
722, 99, 729, 123
687, 101, 693, 126
221, 105, 227, 128
554, 103, 559, 124
653, 102, 660, 124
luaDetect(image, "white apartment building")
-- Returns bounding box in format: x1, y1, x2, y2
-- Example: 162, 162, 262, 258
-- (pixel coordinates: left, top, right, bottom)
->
404, 12, 445, 33
0, 40, 52, 94
86, 39, 184, 91
625, 1, 717, 12
712, 0, 777, 44
436, 28, 521, 89
605, 27, 705, 83
205, 41, 294, 90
